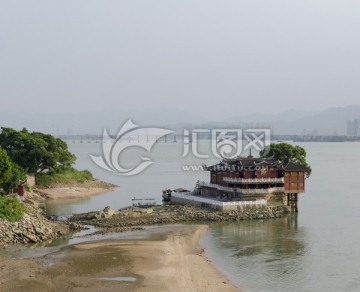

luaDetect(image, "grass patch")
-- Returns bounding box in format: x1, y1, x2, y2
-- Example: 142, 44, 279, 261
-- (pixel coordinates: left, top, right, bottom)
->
35, 166, 93, 186
0, 196, 26, 222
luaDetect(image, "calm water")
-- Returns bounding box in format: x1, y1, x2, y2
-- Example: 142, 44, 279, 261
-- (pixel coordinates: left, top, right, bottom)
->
47, 141, 360, 292
46, 140, 214, 215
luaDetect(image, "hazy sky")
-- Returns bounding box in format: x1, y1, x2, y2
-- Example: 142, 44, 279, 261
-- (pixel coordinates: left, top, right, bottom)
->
1, 0, 360, 119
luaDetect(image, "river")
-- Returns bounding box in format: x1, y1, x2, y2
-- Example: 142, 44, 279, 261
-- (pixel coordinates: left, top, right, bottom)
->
46, 140, 360, 292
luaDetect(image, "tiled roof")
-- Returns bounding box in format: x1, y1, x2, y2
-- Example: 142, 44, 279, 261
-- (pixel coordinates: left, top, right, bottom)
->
206, 156, 282, 171
283, 162, 308, 172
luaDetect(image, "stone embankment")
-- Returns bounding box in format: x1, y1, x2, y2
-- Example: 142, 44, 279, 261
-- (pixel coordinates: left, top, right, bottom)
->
70, 204, 290, 235
0, 192, 81, 246
0, 193, 290, 246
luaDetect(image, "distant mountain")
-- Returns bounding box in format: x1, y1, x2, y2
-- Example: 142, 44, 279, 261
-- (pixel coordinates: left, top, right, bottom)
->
223, 105, 360, 135
227, 109, 317, 123
1, 105, 359, 135
0, 108, 207, 135
286, 105, 360, 135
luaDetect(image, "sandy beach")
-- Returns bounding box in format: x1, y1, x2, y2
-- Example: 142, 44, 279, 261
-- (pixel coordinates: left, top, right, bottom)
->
35, 180, 116, 200
36, 187, 114, 200
0, 225, 239, 292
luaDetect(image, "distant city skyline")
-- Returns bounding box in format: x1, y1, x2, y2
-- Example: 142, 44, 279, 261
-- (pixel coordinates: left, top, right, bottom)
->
1, 104, 360, 136
347, 119, 360, 136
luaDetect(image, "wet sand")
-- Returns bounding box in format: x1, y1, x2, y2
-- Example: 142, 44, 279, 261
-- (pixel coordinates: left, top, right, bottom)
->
34, 179, 116, 200
0, 225, 239, 292
37, 186, 114, 200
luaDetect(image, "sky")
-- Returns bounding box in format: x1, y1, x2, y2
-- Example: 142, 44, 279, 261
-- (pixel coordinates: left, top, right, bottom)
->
1, 0, 360, 119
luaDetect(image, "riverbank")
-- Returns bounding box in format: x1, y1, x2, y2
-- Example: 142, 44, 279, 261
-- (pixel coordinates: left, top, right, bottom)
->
0, 179, 115, 246
0, 192, 75, 246
0, 225, 239, 292
34, 179, 116, 200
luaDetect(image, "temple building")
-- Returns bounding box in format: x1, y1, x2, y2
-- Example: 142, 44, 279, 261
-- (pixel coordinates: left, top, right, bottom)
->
194, 155, 307, 211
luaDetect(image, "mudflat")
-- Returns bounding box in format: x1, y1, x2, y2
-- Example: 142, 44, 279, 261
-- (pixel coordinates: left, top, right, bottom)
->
0, 225, 239, 292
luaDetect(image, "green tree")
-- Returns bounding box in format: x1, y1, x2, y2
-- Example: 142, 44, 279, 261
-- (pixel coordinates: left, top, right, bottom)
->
0, 149, 25, 193
1, 163, 25, 194
260, 142, 312, 178
0, 127, 76, 174
0, 148, 12, 189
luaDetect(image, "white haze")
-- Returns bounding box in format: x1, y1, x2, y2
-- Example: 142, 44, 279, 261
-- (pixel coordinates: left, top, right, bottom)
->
1, 0, 360, 120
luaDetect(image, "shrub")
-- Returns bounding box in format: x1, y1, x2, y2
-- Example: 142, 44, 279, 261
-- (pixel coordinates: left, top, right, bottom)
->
0, 196, 26, 222
24, 184, 31, 192
35, 166, 93, 185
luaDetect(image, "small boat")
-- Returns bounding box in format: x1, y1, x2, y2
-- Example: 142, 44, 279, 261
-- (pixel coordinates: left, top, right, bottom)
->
132, 197, 156, 208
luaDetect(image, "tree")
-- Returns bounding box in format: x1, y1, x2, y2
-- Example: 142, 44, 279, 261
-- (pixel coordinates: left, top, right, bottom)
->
260, 142, 312, 178
0, 149, 12, 189
0, 127, 76, 174
0, 149, 25, 193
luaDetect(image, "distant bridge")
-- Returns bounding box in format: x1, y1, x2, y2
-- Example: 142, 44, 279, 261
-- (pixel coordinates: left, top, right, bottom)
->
57, 134, 360, 143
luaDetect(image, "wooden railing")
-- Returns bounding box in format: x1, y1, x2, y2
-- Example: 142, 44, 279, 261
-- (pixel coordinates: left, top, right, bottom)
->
223, 177, 284, 184
198, 181, 284, 194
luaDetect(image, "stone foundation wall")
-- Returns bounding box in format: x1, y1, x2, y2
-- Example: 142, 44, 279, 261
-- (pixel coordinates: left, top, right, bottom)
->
171, 192, 267, 211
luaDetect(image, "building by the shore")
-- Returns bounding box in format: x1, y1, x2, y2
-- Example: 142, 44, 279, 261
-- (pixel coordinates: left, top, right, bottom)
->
171, 155, 307, 212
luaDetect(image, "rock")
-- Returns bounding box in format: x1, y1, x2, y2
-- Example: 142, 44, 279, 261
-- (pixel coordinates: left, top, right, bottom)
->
35, 227, 45, 235
102, 206, 115, 218
66, 204, 290, 238
0, 191, 71, 247
13, 229, 22, 235
67, 222, 84, 231
23, 233, 38, 242
93, 206, 115, 219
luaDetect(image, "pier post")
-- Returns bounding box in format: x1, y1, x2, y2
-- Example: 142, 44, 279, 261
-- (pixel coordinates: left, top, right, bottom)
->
286, 193, 298, 212
294, 193, 298, 212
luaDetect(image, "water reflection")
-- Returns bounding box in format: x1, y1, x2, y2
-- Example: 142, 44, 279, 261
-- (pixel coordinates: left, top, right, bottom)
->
42, 142, 360, 291
46, 197, 92, 215
203, 215, 307, 292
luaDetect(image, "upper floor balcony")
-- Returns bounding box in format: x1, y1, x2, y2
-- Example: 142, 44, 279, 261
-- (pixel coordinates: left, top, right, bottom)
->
223, 177, 284, 184
198, 181, 284, 195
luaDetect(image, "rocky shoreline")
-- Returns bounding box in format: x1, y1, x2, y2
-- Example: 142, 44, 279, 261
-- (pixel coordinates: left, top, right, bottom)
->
0, 179, 115, 246
70, 204, 291, 235
0, 192, 82, 247
1, 189, 291, 247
